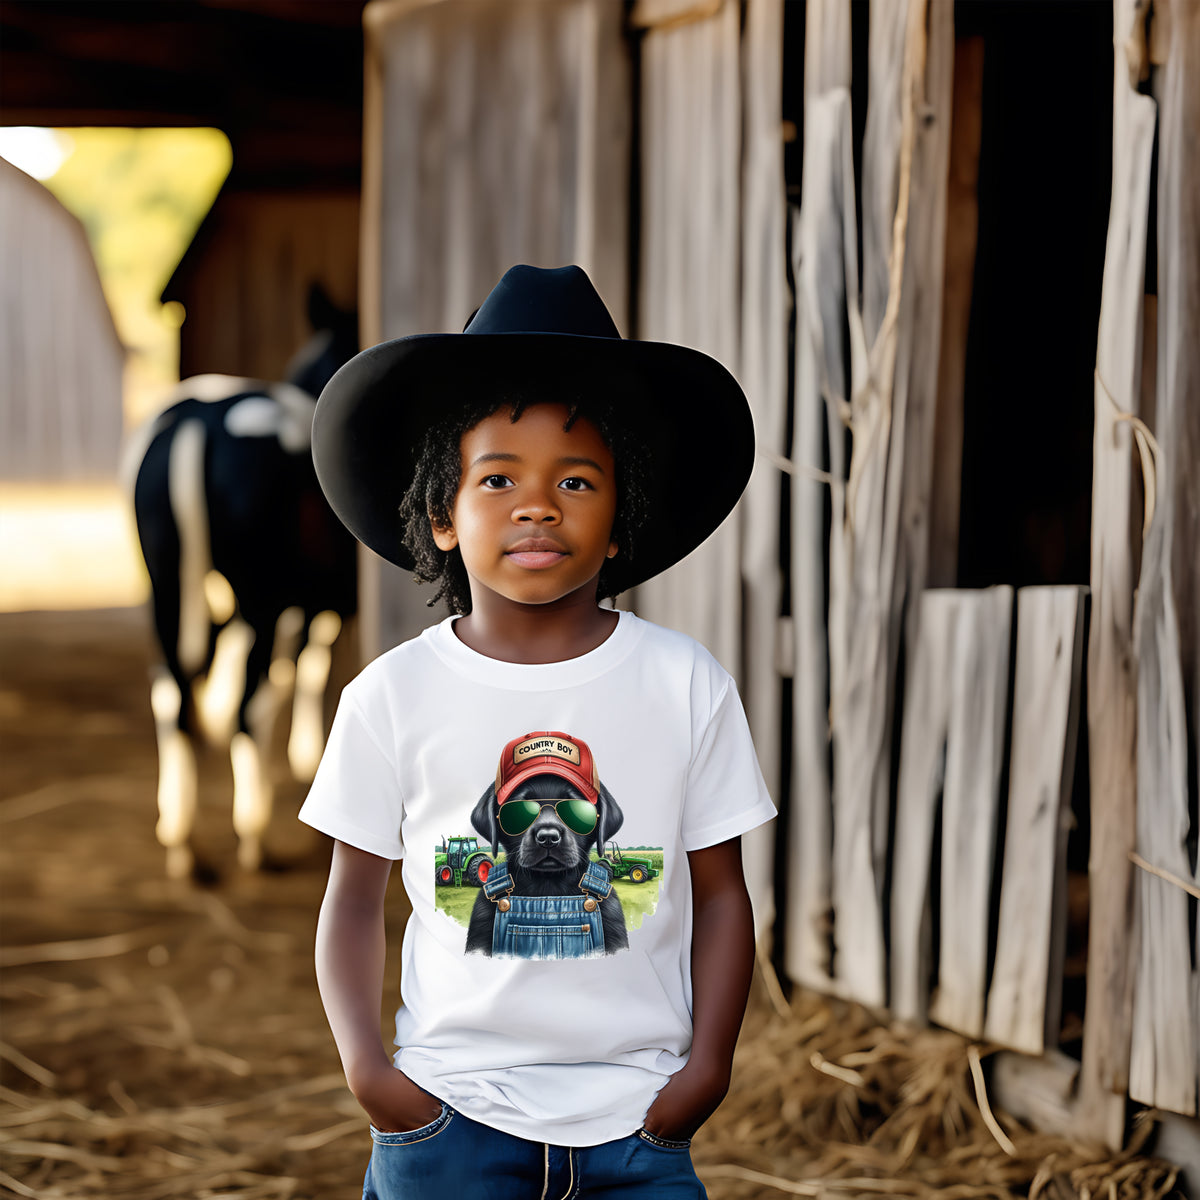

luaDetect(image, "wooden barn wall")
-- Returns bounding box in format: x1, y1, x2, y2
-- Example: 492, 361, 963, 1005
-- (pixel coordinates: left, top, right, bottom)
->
360, 0, 631, 659
174, 191, 359, 384
780, 0, 1200, 1139
356, 0, 1200, 1134
628, 0, 787, 938
0, 159, 124, 481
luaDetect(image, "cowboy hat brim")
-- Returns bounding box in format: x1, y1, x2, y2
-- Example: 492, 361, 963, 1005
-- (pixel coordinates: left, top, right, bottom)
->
312, 330, 755, 592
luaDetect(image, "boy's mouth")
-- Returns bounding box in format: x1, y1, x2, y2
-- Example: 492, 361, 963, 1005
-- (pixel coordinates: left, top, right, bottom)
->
505, 538, 568, 569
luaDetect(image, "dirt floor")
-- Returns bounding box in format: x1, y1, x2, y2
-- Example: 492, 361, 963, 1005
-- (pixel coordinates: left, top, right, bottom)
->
0, 608, 1188, 1199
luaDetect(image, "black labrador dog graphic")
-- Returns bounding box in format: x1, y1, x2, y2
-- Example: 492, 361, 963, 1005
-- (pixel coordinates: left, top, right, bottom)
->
465, 770, 629, 957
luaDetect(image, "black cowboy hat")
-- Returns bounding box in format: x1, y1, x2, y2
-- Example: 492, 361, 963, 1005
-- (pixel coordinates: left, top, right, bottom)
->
311, 264, 754, 591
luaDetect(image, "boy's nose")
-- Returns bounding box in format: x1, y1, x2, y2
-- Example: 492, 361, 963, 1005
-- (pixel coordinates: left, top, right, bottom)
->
513, 490, 561, 523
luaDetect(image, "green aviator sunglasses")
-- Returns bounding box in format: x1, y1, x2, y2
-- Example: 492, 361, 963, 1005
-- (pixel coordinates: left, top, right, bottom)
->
498, 798, 599, 837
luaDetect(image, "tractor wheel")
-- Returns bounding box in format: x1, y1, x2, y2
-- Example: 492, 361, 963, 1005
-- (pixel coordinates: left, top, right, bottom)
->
629, 866, 647, 883
436, 864, 454, 886
466, 856, 494, 886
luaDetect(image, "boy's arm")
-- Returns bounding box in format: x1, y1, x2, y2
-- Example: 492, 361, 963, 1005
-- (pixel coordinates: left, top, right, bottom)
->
642, 836, 755, 1140
315, 840, 442, 1132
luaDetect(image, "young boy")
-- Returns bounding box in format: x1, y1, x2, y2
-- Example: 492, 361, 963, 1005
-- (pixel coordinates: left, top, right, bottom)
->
302, 265, 775, 1198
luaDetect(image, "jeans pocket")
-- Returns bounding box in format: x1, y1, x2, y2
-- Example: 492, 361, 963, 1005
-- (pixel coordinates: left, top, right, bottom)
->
369, 1104, 452, 1146
636, 1127, 692, 1150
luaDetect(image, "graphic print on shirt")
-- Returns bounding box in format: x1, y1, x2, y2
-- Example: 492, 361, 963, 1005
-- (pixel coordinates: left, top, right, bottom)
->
431, 730, 663, 959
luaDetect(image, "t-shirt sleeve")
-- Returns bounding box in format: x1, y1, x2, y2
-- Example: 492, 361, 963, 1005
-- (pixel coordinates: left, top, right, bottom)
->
298, 688, 405, 860
679, 677, 776, 851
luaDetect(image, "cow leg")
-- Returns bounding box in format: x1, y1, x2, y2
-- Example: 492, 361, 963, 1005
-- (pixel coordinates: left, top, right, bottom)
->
197, 615, 253, 744
230, 608, 305, 869
150, 670, 198, 880
288, 610, 342, 782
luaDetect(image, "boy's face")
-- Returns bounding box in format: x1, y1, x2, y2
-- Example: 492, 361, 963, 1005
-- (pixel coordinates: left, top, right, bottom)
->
432, 404, 619, 610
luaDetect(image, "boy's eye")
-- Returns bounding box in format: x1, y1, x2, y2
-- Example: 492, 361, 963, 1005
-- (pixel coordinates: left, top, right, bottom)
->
559, 476, 593, 492
481, 474, 513, 489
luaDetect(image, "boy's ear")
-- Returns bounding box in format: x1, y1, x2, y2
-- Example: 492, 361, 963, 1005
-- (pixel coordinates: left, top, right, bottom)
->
431, 516, 458, 552
606, 539, 618, 560
470, 784, 500, 856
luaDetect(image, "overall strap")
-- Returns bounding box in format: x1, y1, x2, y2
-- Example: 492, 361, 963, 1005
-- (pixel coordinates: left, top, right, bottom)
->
483, 860, 514, 903
578, 859, 613, 901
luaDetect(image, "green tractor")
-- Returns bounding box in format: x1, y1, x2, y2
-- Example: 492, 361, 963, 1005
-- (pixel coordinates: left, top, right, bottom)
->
435, 836, 495, 887
604, 843, 658, 884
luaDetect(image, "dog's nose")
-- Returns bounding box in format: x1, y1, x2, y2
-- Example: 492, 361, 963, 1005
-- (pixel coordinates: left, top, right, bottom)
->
535, 824, 562, 847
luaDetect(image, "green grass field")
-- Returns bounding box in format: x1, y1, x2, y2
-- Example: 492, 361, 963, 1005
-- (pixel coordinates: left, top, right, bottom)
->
433, 849, 665, 932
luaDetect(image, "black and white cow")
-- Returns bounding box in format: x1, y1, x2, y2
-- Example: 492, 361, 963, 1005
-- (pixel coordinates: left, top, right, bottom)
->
126, 287, 358, 879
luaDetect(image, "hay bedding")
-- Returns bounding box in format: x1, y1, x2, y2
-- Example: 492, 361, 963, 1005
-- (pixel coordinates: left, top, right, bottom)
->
0, 610, 1184, 1199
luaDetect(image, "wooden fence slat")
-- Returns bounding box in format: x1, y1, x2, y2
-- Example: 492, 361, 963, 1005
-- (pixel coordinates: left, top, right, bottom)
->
891, 587, 1011, 1030
891, 590, 958, 1023
1128, 0, 1199, 1118
929, 586, 1012, 1039
985, 587, 1086, 1055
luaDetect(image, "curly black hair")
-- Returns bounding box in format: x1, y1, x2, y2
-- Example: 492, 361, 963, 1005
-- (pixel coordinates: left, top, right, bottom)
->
398, 395, 651, 615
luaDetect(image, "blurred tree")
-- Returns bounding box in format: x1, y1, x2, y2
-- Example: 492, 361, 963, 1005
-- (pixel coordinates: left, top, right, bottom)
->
41, 127, 231, 424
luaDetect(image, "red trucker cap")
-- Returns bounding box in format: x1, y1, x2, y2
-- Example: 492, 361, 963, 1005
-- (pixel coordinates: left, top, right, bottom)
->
495, 731, 600, 805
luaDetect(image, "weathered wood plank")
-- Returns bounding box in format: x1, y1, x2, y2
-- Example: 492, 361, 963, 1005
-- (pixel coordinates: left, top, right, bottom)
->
927, 35, 982, 588
985, 587, 1086, 1055
784, 0, 854, 989
893, 0, 954, 656
890, 587, 1011, 1030
630, 0, 743, 681
360, 0, 632, 657
891, 590, 958, 1023
737, 0, 788, 943
1077, 0, 1158, 1137
824, 0, 912, 1011
828, 0, 954, 1008
929, 586, 1011, 1038
1129, 0, 1200, 1119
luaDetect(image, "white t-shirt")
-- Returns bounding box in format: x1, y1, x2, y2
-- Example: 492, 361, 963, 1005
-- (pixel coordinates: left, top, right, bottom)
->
300, 611, 775, 1146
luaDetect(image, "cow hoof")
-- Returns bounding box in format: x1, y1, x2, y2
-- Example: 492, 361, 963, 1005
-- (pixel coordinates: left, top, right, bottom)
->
165, 845, 194, 881
238, 838, 264, 872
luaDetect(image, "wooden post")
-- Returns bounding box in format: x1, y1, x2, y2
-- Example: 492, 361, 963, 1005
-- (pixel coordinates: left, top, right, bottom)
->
1077, 0, 1158, 1144
1128, 0, 1200, 1120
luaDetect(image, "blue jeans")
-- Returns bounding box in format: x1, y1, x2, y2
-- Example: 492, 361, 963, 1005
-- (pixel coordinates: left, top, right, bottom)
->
362, 1103, 706, 1199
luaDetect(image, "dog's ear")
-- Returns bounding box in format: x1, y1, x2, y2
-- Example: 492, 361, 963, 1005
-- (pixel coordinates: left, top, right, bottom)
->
470, 783, 500, 856
593, 780, 624, 854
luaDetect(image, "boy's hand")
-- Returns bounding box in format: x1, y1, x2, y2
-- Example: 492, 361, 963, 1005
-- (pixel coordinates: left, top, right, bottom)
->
642, 838, 755, 1143
353, 1060, 444, 1134
642, 1060, 730, 1141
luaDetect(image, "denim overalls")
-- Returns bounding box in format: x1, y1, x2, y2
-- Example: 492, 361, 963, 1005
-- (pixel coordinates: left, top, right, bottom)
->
482, 859, 614, 959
